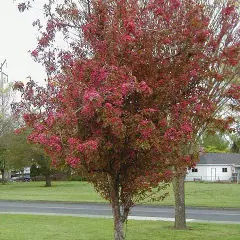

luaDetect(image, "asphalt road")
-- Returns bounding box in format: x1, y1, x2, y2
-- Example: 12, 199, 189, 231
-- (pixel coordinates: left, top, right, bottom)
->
0, 200, 240, 223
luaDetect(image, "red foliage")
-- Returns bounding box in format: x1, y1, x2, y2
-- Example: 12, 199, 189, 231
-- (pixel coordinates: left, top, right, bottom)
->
14, 0, 240, 238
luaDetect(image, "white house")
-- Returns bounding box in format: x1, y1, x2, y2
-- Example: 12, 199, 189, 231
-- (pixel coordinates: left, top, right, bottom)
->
186, 153, 240, 182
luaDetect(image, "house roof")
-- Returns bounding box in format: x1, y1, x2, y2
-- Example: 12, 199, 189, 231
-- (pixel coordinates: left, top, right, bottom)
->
199, 153, 240, 165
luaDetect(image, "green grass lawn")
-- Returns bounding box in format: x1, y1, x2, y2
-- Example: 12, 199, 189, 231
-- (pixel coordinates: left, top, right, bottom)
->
0, 181, 240, 208
0, 181, 103, 202
0, 214, 239, 240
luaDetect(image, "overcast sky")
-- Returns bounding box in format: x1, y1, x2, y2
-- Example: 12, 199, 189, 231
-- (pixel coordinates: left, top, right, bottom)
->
0, 0, 46, 84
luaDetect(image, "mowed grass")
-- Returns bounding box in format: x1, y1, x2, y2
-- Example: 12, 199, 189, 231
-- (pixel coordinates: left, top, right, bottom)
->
161, 182, 240, 208
0, 181, 240, 208
0, 181, 104, 202
0, 214, 240, 240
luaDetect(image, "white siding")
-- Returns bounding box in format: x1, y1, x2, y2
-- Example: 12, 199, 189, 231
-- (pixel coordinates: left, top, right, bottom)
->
186, 164, 233, 181
185, 165, 207, 181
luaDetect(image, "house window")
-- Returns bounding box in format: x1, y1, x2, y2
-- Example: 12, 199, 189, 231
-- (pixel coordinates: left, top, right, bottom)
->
222, 168, 227, 173
192, 168, 198, 172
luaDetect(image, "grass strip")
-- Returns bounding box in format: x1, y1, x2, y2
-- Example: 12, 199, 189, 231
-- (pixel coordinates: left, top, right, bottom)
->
0, 214, 240, 240
1, 181, 240, 208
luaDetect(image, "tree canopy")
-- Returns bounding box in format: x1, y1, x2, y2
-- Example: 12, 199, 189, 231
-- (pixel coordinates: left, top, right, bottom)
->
14, 0, 240, 239
201, 132, 230, 153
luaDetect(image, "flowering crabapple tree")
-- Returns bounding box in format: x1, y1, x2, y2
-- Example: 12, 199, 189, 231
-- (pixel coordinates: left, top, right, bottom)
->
13, 60, 174, 240
15, 0, 240, 237
157, 0, 240, 229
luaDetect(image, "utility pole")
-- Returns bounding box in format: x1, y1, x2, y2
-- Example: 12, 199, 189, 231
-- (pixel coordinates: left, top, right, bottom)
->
0, 59, 9, 131
0, 59, 8, 105
0, 59, 9, 183
0, 59, 8, 87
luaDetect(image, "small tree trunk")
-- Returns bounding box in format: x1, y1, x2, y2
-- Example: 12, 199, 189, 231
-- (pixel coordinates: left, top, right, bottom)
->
1, 169, 5, 184
44, 174, 51, 187
112, 203, 124, 240
172, 172, 187, 229
109, 175, 125, 240
66, 166, 72, 180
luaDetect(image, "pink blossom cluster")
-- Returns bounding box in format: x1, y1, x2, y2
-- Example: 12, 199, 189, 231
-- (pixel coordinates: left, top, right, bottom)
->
222, 6, 235, 16
138, 81, 153, 96
91, 68, 108, 87
67, 138, 98, 155
28, 133, 62, 153
227, 84, 240, 100
66, 156, 81, 168
38, 33, 51, 47
46, 113, 55, 127
124, 19, 136, 34
31, 49, 38, 58
138, 120, 155, 140
23, 113, 36, 125
164, 128, 178, 141
121, 82, 136, 96
83, 89, 102, 103
180, 123, 192, 134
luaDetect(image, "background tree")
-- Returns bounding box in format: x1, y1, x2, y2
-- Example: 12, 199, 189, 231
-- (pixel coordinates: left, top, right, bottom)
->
30, 147, 55, 187
0, 82, 14, 183
3, 130, 32, 169
30, 163, 40, 178
231, 139, 240, 153
163, 0, 240, 229
201, 132, 230, 153
230, 125, 240, 153
4, 129, 56, 187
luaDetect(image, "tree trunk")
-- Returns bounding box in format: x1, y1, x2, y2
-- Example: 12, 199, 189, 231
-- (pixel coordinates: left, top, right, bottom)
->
172, 172, 187, 229
1, 169, 5, 184
44, 174, 51, 187
112, 203, 124, 240
109, 175, 125, 240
